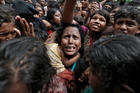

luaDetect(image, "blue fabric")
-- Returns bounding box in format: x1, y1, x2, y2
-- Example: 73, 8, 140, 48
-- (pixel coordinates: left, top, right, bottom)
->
72, 62, 77, 72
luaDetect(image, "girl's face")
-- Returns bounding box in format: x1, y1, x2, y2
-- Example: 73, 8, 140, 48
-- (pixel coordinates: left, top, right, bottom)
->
61, 26, 81, 56
89, 13, 106, 32
36, 7, 44, 17
53, 10, 62, 25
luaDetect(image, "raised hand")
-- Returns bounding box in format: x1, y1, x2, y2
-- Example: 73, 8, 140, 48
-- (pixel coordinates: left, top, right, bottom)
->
15, 16, 35, 37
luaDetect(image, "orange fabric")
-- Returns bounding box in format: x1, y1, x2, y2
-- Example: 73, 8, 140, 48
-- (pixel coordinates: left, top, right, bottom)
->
58, 69, 76, 92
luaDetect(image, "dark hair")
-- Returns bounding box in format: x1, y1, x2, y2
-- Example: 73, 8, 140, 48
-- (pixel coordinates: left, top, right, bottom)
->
90, 9, 110, 25
34, 27, 48, 41
12, 0, 39, 18
58, 0, 65, 5
89, 0, 100, 3
0, 6, 16, 24
32, 18, 49, 41
111, 1, 119, 10
127, 0, 140, 6
74, 15, 84, 25
114, 6, 140, 26
88, 34, 140, 93
47, 0, 60, 9
102, 1, 113, 12
0, 37, 56, 93
56, 23, 85, 57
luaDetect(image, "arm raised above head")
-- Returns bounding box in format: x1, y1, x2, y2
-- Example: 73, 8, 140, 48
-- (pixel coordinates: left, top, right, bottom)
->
62, 0, 77, 24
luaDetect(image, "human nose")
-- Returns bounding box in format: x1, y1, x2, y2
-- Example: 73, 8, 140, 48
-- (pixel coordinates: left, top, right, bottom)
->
94, 18, 100, 23
120, 24, 127, 31
69, 37, 74, 44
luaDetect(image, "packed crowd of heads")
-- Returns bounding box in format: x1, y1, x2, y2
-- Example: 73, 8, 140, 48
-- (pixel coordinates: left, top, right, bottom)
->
0, 0, 140, 93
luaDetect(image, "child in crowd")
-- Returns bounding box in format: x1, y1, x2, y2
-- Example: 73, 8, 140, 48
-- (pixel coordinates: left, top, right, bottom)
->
113, 5, 140, 35
88, 34, 140, 93
0, 37, 56, 93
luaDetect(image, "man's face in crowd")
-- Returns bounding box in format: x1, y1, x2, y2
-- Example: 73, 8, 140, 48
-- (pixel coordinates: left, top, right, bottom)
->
113, 17, 140, 35
80, 0, 89, 8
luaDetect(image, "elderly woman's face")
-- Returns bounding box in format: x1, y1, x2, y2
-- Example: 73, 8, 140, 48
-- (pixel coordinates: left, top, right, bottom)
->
61, 26, 81, 56
0, 22, 19, 41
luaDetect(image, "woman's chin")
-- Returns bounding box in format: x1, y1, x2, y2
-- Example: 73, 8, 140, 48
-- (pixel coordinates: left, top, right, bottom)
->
65, 52, 75, 56
64, 52, 77, 58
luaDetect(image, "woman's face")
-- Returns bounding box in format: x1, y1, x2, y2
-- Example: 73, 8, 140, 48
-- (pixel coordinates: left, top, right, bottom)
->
0, 22, 19, 41
53, 10, 62, 25
61, 26, 81, 56
36, 7, 44, 17
89, 13, 106, 32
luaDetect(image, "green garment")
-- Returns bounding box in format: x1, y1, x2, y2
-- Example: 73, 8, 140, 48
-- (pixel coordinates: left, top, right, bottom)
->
82, 86, 94, 93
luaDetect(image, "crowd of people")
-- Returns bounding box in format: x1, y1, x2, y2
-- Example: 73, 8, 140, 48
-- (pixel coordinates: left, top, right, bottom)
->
0, 0, 140, 93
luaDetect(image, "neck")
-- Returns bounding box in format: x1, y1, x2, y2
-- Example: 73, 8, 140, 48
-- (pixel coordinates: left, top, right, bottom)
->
64, 53, 78, 59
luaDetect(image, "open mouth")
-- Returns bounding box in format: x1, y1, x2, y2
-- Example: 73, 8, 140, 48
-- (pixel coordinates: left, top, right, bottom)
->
92, 24, 99, 30
65, 46, 76, 52
93, 25, 98, 29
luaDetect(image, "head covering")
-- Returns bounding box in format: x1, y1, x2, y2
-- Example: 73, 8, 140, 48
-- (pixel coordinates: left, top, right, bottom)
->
12, 0, 38, 16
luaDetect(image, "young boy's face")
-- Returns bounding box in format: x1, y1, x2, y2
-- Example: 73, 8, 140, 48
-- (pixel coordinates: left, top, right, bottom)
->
113, 17, 140, 35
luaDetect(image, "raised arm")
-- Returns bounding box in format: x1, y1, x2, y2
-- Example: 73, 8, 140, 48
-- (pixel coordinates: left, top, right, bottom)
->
62, 0, 77, 23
